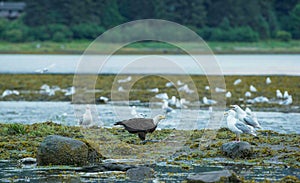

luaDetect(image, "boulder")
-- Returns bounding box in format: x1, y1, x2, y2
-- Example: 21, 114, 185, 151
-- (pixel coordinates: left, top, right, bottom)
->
221, 141, 253, 158
126, 166, 155, 181
37, 135, 101, 166
187, 170, 241, 183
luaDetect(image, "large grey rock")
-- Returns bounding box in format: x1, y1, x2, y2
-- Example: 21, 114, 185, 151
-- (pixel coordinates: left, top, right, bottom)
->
221, 141, 253, 158
37, 135, 97, 166
126, 166, 155, 181
187, 170, 241, 183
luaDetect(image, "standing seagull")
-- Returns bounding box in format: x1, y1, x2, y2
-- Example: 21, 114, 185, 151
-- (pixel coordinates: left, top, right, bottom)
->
250, 85, 257, 92
276, 89, 283, 99
80, 105, 93, 126
230, 105, 262, 129
266, 77, 272, 85
225, 110, 257, 141
114, 115, 166, 141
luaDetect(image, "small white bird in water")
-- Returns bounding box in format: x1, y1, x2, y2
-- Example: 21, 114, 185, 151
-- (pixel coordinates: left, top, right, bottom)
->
266, 77, 271, 85
230, 105, 262, 129
250, 85, 257, 92
35, 63, 56, 74
225, 109, 257, 141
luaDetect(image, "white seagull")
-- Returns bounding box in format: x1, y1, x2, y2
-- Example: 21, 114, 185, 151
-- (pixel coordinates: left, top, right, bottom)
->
203, 96, 217, 105
245, 91, 251, 98
276, 89, 283, 99
225, 91, 232, 98
230, 105, 262, 129
250, 85, 257, 92
225, 109, 257, 141
266, 77, 271, 85
283, 91, 289, 99
80, 105, 93, 126
35, 63, 56, 74
233, 79, 242, 85
117, 76, 132, 83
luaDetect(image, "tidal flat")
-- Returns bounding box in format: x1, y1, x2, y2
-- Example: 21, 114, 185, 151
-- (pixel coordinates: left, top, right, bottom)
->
0, 74, 299, 112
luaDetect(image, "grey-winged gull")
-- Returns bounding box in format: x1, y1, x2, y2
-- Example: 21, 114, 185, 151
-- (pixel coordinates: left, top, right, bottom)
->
225, 109, 257, 141
230, 105, 262, 129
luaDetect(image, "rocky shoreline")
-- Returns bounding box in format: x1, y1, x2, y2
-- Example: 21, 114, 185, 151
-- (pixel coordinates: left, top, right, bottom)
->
0, 122, 299, 182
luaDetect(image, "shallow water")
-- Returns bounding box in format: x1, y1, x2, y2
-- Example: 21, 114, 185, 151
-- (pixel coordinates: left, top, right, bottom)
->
0, 160, 299, 182
0, 101, 299, 134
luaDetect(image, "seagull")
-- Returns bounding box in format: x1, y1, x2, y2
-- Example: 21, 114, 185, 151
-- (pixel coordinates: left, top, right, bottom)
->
248, 96, 269, 104
230, 105, 262, 129
276, 89, 283, 99
225, 109, 257, 141
162, 100, 174, 114
205, 86, 210, 90
64, 86, 76, 96
245, 91, 251, 98
250, 85, 257, 92
80, 105, 93, 126
117, 76, 132, 83
148, 88, 159, 93
203, 96, 217, 105
1, 89, 19, 98
98, 96, 109, 103
225, 91, 232, 98
168, 96, 177, 106
118, 86, 125, 92
131, 106, 146, 118
283, 91, 289, 99
155, 93, 169, 100
177, 80, 184, 86
266, 77, 271, 85
178, 84, 194, 94
165, 82, 174, 87
215, 87, 226, 93
279, 95, 293, 105
233, 79, 242, 85
35, 63, 56, 74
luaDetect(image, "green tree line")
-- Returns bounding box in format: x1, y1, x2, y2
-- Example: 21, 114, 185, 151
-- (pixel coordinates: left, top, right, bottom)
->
1, 0, 300, 42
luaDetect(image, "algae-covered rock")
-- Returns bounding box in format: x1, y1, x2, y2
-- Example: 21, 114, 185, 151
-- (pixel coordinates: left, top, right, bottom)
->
187, 170, 241, 183
221, 141, 252, 158
37, 135, 89, 166
126, 166, 155, 181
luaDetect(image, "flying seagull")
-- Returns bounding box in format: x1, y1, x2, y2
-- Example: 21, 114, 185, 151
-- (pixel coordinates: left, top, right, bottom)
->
230, 105, 262, 129
225, 109, 257, 141
114, 115, 166, 141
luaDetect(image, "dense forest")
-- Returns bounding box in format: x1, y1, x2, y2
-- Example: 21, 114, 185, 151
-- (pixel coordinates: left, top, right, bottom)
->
1, 0, 300, 42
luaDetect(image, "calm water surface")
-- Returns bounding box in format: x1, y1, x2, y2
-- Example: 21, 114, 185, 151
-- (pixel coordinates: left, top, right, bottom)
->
0, 54, 299, 75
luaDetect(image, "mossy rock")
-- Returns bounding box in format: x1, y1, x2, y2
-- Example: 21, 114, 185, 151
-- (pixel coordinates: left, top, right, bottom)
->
37, 135, 101, 166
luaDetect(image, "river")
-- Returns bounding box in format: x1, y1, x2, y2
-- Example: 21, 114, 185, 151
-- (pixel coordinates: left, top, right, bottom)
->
0, 54, 299, 75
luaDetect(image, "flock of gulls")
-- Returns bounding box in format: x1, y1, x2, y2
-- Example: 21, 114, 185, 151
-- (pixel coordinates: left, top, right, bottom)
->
0, 75, 292, 142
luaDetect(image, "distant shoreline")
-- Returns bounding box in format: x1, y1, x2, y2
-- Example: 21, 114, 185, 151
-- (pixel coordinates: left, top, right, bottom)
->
0, 40, 300, 55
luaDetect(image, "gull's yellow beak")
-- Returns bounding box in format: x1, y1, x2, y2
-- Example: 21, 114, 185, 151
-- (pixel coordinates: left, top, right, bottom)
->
229, 105, 235, 108
161, 115, 166, 119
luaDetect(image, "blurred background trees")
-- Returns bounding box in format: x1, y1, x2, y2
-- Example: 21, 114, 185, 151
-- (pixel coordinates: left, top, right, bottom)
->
0, 0, 299, 42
